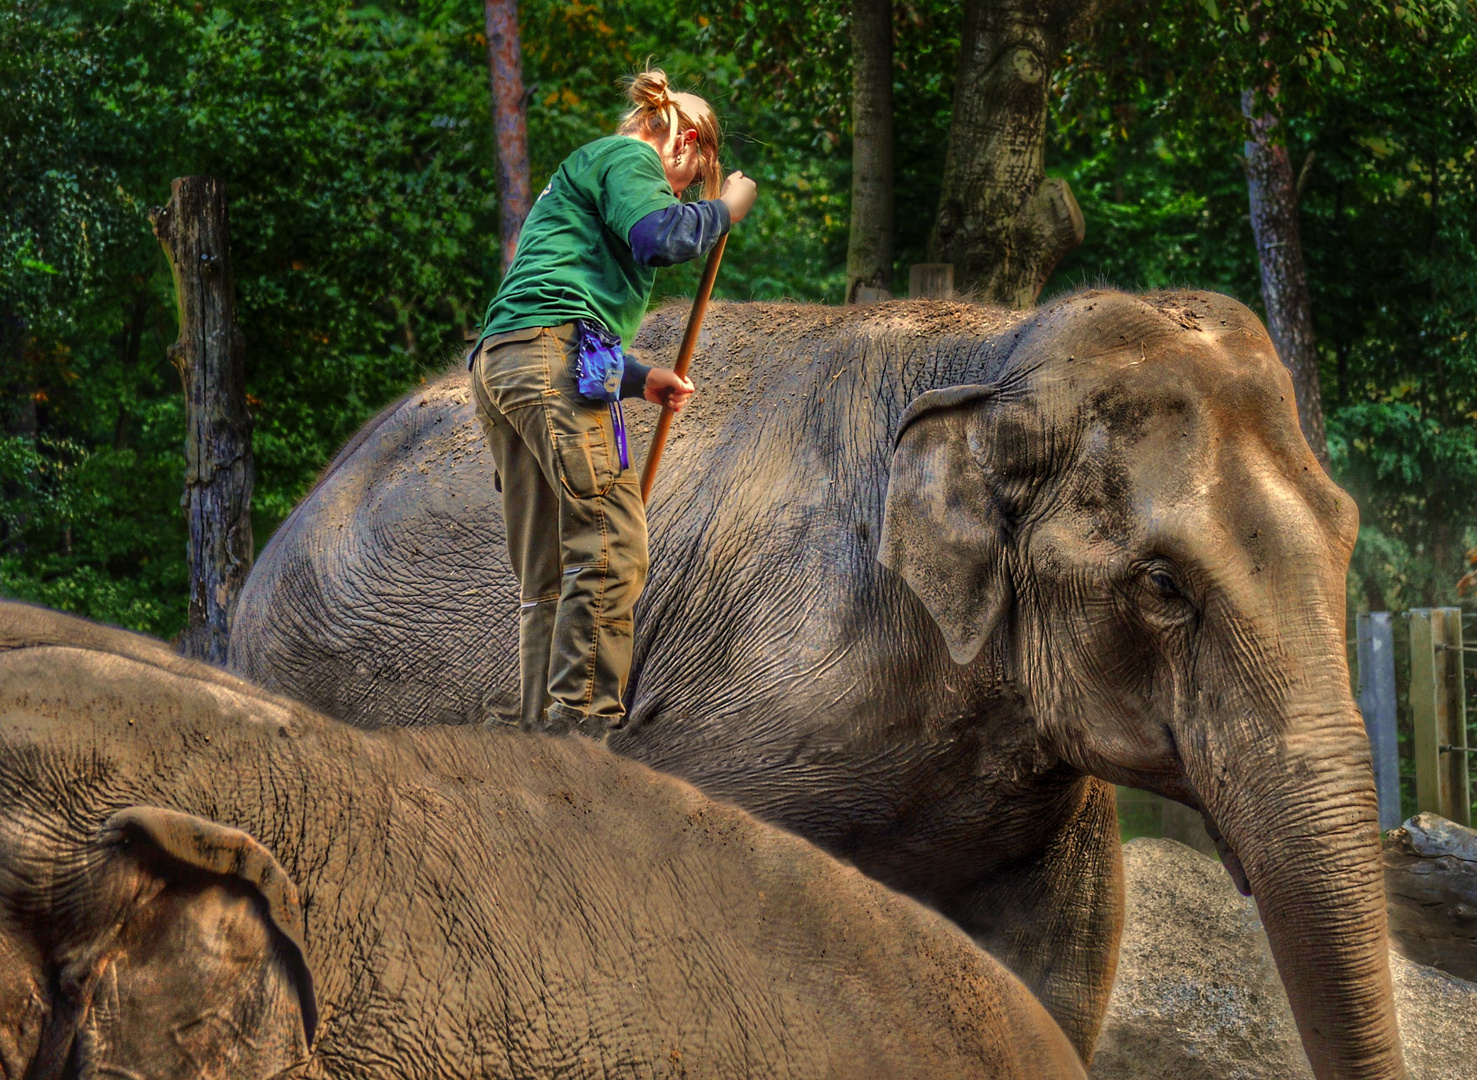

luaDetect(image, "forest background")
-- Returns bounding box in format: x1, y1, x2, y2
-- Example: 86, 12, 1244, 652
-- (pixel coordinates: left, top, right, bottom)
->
3, 0, 1475, 648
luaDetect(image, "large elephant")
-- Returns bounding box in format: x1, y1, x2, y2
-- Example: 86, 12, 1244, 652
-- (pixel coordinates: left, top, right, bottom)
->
0, 601, 1084, 1079
233, 290, 1404, 1077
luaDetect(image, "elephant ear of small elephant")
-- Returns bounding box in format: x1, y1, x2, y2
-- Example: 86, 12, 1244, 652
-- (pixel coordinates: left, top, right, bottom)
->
880, 384, 1014, 666
92, 806, 319, 1051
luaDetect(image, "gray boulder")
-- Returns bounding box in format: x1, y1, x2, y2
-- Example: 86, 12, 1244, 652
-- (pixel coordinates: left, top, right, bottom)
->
1093, 838, 1477, 1080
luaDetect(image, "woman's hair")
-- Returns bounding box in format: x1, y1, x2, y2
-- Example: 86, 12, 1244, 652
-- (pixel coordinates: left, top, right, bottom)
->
617, 67, 723, 200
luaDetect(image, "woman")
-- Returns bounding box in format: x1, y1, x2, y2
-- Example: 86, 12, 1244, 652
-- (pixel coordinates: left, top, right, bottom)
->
469, 68, 758, 738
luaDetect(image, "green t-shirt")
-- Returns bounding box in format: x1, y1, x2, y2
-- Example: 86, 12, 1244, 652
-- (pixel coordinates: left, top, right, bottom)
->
478, 136, 678, 348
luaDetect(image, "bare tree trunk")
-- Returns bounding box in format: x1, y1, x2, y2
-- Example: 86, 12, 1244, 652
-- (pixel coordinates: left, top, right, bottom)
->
485, 0, 531, 274
150, 176, 254, 664
1242, 89, 1327, 465
929, 0, 1093, 307
847, 0, 894, 304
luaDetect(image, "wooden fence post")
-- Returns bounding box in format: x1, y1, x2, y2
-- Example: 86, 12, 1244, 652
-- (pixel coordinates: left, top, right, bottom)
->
1408, 607, 1470, 827
1356, 612, 1402, 830
150, 176, 254, 665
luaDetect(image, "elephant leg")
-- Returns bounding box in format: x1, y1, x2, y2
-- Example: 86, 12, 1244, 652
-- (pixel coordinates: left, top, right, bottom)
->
954, 777, 1124, 1064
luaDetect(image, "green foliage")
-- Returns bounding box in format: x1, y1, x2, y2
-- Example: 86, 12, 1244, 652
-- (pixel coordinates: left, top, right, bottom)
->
3, 0, 1475, 646
0, 432, 187, 634
3, 0, 507, 636
1315, 11, 1477, 607
0, 0, 858, 637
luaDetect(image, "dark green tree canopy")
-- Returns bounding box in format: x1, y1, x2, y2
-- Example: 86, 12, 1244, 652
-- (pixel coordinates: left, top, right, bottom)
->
2, 0, 1474, 636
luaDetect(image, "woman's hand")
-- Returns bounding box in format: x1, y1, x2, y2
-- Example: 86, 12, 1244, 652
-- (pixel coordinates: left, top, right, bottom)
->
720, 171, 758, 223
644, 367, 695, 412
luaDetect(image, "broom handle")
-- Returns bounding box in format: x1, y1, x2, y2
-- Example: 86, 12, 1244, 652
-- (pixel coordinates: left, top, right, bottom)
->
639, 232, 727, 504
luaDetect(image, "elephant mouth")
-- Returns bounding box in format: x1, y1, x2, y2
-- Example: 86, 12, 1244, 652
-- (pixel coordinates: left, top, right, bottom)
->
1202, 813, 1252, 896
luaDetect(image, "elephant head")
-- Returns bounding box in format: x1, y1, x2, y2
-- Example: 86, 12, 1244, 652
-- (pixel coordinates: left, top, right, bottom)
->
879, 290, 1401, 1079
0, 802, 316, 1078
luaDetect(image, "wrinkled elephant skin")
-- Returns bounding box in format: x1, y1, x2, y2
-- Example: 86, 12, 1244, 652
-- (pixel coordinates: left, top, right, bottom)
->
233, 292, 1403, 1078
0, 601, 1084, 1079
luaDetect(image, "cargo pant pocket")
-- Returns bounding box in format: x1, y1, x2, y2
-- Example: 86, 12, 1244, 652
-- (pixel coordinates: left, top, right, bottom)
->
551, 408, 617, 498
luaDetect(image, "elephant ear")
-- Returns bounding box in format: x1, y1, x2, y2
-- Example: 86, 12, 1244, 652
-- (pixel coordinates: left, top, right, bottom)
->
879, 384, 1017, 666
34, 807, 318, 1080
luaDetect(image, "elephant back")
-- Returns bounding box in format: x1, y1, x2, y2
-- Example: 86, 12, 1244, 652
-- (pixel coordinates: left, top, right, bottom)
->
229, 299, 1026, 731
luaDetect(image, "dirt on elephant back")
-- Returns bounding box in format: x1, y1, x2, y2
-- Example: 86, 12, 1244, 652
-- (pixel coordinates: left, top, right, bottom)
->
306, 289, 1270, 505
350, 298, 1027, 486
623, 298, 1025, 460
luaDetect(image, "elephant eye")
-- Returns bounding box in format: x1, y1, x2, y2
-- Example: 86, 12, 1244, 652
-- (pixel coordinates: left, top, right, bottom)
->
1136, 562, 1196, 623
1149, 570, 1180, 598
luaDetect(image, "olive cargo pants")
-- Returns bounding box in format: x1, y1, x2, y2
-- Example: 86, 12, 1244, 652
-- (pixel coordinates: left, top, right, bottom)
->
470, 325, 649, 738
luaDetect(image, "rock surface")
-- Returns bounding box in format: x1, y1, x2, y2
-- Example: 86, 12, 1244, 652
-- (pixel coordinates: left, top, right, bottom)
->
1093, 838, 1477, 1080
1384, 813, 1477, 981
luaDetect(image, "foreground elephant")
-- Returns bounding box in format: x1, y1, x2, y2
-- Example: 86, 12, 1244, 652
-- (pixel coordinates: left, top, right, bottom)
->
0, 601, 1083, 1079
233, 291, 1404, 1077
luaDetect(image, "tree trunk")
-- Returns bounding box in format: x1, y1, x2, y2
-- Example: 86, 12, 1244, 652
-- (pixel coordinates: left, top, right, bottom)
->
485, 0, 531, 274
150, 176, 254, 665
846, 0, 894, 304
1242, 90, 1327, 465
928, 0, 1093, 307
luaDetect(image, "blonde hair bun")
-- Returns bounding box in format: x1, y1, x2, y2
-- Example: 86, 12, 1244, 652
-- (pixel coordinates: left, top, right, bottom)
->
625, 68, 674, 112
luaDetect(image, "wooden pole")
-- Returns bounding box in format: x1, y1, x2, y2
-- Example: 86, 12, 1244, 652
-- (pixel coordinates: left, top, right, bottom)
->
1408, 607, 1470, 827
639, 234, 727, 505
150, 176, 254, 664
1357, 612, 1402, 830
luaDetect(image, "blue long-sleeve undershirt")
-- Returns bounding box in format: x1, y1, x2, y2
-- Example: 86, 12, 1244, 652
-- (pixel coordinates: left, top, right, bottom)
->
628, 199, 731, 268
616, 199, 731, 398
619, 355, 650, 399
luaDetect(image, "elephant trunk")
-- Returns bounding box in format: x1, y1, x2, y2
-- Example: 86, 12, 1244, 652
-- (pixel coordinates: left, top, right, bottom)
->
1189, 703, 1405, 1080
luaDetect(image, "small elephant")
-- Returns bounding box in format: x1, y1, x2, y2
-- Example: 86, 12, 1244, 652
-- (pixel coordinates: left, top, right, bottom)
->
231, 290, 1403, 1077
0, 601, 1084, 1079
